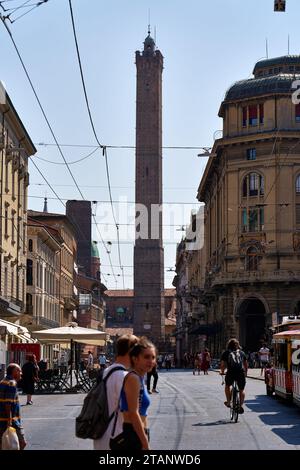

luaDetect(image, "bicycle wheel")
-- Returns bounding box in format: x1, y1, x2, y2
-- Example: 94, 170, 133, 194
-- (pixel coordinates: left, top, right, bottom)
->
231, 384, 239, 423
234, 386, 240, 423
230, 387, 235, 421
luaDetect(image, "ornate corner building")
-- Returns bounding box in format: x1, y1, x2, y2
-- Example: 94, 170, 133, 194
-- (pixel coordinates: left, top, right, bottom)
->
197, 55, 300, 354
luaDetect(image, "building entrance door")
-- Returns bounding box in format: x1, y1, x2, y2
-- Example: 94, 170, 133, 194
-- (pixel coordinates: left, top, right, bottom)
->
238, 298, 266, 352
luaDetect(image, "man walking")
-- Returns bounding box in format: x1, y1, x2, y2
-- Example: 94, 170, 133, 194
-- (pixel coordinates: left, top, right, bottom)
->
147, 365, 159, 394
93, 334, 138, 450
259, 343, 270, 376
0, 363, 26, 450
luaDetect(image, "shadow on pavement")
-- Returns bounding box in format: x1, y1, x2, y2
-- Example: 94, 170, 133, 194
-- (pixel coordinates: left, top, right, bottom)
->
246, 394, 300, 446
192, 419, 231, 427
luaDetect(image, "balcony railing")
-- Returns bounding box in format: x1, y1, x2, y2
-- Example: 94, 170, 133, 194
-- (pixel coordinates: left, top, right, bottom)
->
34, 316, 60, 328
210, 270, 300, 287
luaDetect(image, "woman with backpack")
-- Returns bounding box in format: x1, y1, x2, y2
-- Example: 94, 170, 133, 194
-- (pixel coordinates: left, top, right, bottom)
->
110, 337, 156, 451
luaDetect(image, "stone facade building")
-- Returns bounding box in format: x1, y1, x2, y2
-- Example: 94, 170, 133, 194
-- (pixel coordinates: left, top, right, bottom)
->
24, 217, 63, 362
27, 210, 78, 325
197, 55, 300, 355
0, 91, 36, 320
134, 32, 165, 342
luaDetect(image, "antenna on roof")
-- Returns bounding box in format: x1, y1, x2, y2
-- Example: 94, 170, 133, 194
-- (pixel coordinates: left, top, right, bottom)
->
148, 8, 151, 35
288, 34, 290, 55
154, 25, 156, 44
266, 38, 269, 58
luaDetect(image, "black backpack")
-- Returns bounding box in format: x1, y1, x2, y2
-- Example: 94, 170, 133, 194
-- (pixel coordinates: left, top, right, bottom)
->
227, 349, 244, 371
75, 366, 125, 440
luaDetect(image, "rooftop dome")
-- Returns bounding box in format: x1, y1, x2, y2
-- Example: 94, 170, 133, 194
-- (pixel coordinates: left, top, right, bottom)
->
221, 55, 300, 105
91, 241, 100, 258
224, 73, 300, 101
253, 55, 300, 77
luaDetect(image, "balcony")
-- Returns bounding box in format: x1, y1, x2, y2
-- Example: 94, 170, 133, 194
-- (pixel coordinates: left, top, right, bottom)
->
64, 295, 78, 310
34, 316, 60, 329
210, 270, 300, 287
0, 296, 23, 317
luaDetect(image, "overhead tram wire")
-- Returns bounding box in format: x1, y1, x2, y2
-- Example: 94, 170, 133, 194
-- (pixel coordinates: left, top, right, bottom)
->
68, 0, 125, 288
0, 0, 49, 24
29, 158, 111, 284
0, 16, 84, 200
35, 142, 211, 151
0, 15, 117, 286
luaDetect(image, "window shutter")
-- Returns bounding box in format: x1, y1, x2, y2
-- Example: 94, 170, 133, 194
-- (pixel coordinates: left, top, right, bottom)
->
249, 105, 257, 119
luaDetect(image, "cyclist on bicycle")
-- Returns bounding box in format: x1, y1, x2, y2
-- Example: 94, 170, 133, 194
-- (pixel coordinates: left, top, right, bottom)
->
220, 338, 248, 414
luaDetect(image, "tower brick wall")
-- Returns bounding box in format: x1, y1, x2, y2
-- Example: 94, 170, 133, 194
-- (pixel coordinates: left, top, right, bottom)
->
133, 34, 165, 342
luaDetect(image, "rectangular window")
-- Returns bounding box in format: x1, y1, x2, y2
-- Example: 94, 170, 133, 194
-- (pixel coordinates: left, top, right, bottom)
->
260, 175, 265, 196
5, 159, 9, 192
247, 148, 256, 160
259, 208, 265, 230
295, 104, 300, 122
4, 267, 8, 297
12, 169, 16, 200
11, 213, 15, 243
296, 204, 300, 225
242, 208, 247, 232
11, 267, 14, 299
242, 107, 247, 127
249, 174, 259, 196
259, 104, 264, 124
249, 105, 258, 126
249, 208, 258, 232
4, 209, 8, 237
27, 259, 33, 286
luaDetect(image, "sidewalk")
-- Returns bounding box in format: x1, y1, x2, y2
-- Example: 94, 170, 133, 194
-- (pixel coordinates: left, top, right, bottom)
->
246, 368, 265, 381
213, 367, 265, 381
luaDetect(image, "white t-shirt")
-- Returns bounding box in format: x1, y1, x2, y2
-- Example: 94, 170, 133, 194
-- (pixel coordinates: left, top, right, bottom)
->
93, 363, 127, 450
259, 347, 270, 362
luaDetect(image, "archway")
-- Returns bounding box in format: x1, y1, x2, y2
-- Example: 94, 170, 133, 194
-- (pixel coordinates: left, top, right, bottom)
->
237, 297, 266, 352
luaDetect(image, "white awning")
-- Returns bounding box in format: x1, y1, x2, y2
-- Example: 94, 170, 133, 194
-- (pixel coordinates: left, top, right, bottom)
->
0, 319, 35, 343
0, 319, 19, 336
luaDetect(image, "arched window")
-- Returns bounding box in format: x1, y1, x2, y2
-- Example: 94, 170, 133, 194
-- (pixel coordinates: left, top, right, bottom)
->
246, 246, 259, 271
296, 175, 300, 194
242, 173, 264, 197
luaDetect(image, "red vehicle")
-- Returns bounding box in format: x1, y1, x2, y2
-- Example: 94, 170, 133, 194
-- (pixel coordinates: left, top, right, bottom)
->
265, 327, 300, 407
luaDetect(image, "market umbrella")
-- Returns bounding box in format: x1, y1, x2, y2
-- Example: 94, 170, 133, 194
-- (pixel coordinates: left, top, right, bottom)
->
32, 322, 108, 387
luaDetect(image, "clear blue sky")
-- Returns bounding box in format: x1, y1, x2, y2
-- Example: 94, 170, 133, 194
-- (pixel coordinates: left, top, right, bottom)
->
0, 0, 299, 289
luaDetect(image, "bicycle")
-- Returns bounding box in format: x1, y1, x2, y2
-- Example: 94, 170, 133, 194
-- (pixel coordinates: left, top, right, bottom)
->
221, 374, 240, 423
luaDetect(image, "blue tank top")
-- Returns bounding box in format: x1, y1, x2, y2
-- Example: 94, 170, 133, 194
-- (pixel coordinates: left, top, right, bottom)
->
120, 372, 150, 416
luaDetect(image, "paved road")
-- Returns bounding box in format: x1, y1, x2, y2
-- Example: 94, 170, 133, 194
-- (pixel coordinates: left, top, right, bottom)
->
21, 369, 300, 450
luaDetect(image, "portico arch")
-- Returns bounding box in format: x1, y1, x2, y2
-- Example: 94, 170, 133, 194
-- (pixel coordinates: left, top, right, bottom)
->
235, 295, 269, 352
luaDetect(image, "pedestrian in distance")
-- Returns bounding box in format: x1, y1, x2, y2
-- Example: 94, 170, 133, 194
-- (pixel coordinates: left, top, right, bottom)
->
193, 353, 201, 375
93, 334, 138, 450
87, 351, 94, 371
113, 337, 156, 450
146, 365, 159, 394
21, 354, 39, 405
259, 343, 270, 376
0, 363, 26, 450
98, 353, 107, 370
201, 348, 211, 375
